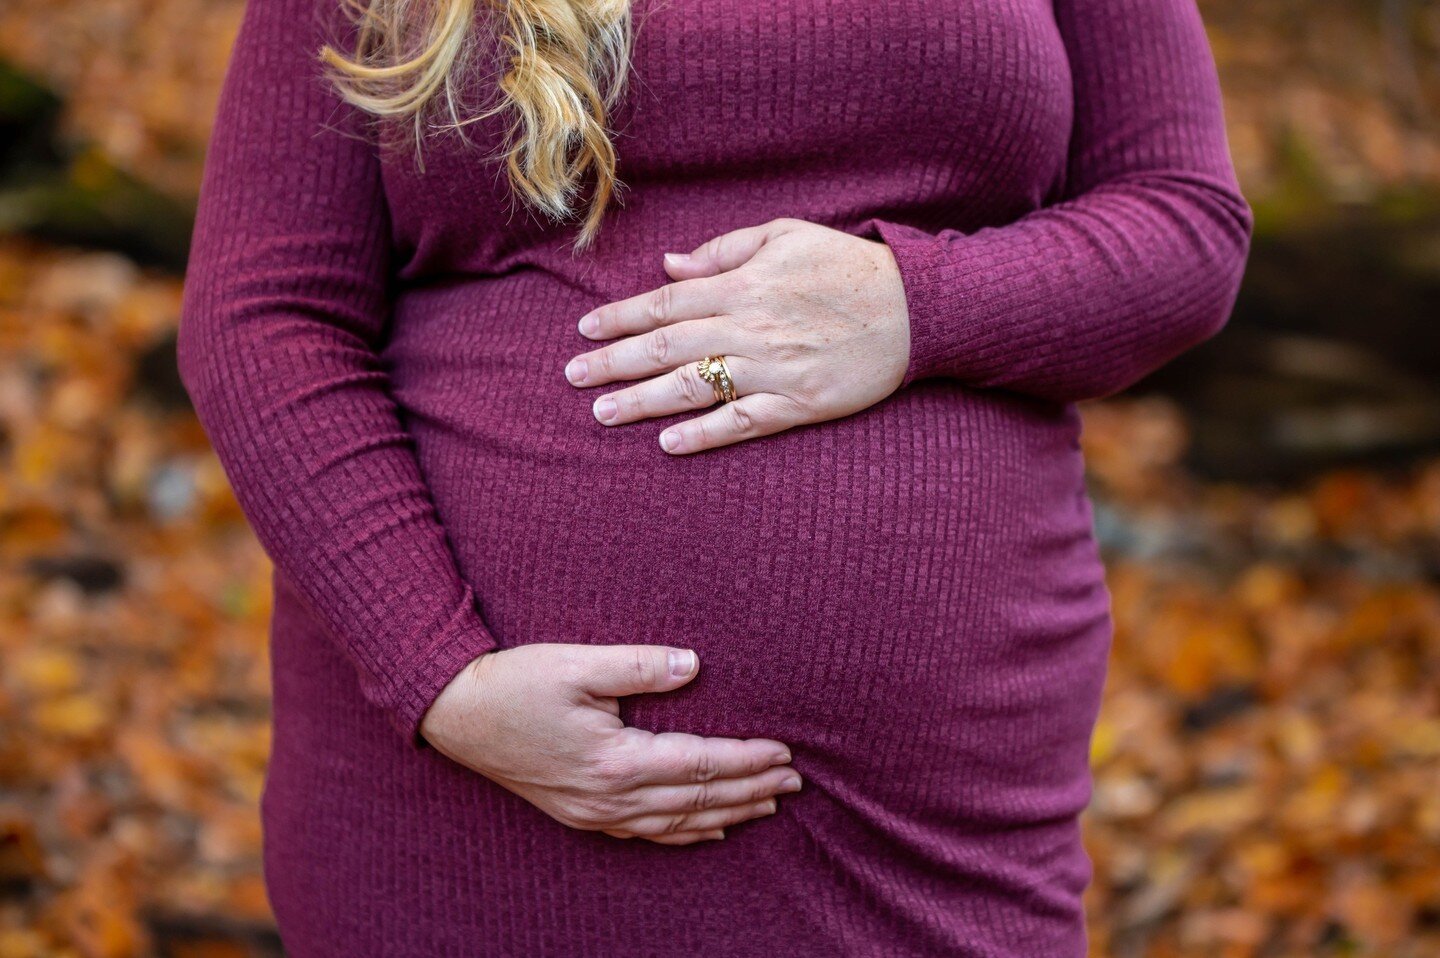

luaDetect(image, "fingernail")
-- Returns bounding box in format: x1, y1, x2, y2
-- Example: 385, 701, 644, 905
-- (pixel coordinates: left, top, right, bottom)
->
668, 649, 696, 678
773, 751, 792, 765
593, 397, 617, 424
762, 799, 778, 815
578, 313, 599, 336
780, 776, 802, 793
565, 358, 587, 384
664, 252, 690, 266
660, 429, 681, 452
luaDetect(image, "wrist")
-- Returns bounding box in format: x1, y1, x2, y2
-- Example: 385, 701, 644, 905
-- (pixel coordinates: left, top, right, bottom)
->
419, 649, 499, 748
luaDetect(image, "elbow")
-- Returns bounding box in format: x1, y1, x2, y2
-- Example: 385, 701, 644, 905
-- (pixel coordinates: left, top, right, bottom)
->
1209, 182, 1254, 320
174, 303, 206, 412
1121, 183, 1255, 394
1127, 169, 1256, 357
1183, 186, 1253, 355
1038, 209, 1254, 406
175, 284, 226, 419
995, 182, 1255, 407
176, 268, 253, 421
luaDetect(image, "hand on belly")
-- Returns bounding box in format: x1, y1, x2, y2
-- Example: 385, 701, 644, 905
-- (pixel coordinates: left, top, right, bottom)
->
420, 644, 804, 844
563, 217, 911, 454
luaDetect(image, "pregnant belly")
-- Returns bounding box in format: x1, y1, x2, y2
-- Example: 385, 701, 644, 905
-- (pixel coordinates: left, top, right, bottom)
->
385, 273, 1112, 829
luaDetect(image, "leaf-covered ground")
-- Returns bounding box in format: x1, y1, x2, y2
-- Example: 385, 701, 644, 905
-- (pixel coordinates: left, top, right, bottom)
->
1, 238, 1437, 957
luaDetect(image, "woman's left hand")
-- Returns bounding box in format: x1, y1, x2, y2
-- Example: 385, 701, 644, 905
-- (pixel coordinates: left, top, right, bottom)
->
565, 218, 911, 454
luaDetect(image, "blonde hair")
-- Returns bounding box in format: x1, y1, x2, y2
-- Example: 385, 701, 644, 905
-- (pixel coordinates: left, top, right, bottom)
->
319, 0, 634, 251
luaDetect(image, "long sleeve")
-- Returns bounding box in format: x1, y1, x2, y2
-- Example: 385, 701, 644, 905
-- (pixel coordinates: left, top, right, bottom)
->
871, 0, 1253, 403
176, 0, 499, 750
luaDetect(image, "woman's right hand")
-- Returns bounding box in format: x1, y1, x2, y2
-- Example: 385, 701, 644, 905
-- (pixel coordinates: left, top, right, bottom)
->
419, 644, 803, 845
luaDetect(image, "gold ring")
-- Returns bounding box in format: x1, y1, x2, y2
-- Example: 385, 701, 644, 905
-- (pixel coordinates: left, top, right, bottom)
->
697, 356, 736, 404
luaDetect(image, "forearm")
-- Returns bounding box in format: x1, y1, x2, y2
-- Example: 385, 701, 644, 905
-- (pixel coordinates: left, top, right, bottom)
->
871, 0, 1253, 404
872, 170, 1251, 402
178, 302, 499, 747
178, 0, 498, 750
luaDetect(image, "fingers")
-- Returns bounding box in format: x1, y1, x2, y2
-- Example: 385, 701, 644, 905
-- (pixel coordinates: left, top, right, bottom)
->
632, 829, 727, 846
629, 762, 804, 813
603, 764, 806, 843
605, 798, 779, 842
658, 393, 804, 455
573, 645, 701, 697
600, 763, 806, 844
567, 317, 741, 388
661, 218, 805, 280
572, 218, 806, 342
591, 355, 767, 426
555, 735, 802, 845
615, 729, 794, 786
576, 273, 739, 342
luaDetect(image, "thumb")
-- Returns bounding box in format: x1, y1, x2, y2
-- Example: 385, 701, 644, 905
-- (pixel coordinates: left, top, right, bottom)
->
575, 644, 700, 697
662, 218, 801, 279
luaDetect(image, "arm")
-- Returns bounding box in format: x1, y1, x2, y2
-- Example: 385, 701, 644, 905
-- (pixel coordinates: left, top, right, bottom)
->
871, 0, 1254, 403
177, 0, 498, 750
556, 0, 1253, 454
179, 0, 805, 843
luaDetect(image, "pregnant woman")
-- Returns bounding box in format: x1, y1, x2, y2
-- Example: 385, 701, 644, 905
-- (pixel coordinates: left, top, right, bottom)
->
178, 0, 1251, 952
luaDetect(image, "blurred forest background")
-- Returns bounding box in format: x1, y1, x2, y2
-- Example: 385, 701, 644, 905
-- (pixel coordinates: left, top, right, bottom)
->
1, 1, 1439, 956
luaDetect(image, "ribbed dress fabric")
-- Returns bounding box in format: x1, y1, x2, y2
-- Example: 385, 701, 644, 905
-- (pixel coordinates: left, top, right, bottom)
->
176, 0, 1251, 953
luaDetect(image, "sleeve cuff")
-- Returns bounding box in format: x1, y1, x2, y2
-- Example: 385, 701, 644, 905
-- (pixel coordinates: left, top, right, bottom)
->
386, 590, 501, 753
868, 217, 959, 389
867, 214, 1101, 397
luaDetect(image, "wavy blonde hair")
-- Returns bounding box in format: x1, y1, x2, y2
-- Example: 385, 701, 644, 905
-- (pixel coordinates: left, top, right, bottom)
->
319, 0, 634, 251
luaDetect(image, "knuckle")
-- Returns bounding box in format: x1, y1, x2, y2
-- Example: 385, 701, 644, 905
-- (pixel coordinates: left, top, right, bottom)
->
646, 284, 674, 325
674, 363, 711, 405
692, 417, 715, 448
728, 402, 757, 435
591, 347, 614, 378
588, 750, 637, 791
644, 329, 671, 366
665, 812, 697, 835
556, 811, 588, 831
689, 780, 714, 813
583, 792, 626, 824
726, 264, 755, 292
628, 817, 665, 838
565, 808, 600, 830
688, 748, 720, 784
613, 389, 644, 420
557, 654, 588, 689
632, 648, 661, 688
559, 800, 603, 830
705, 236, 731, 264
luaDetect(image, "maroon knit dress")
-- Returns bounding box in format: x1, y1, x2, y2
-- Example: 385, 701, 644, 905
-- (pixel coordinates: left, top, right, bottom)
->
177, 0, 1251, 953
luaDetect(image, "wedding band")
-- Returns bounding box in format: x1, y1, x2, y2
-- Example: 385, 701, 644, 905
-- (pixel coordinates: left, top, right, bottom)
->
697, 355, 736, 404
